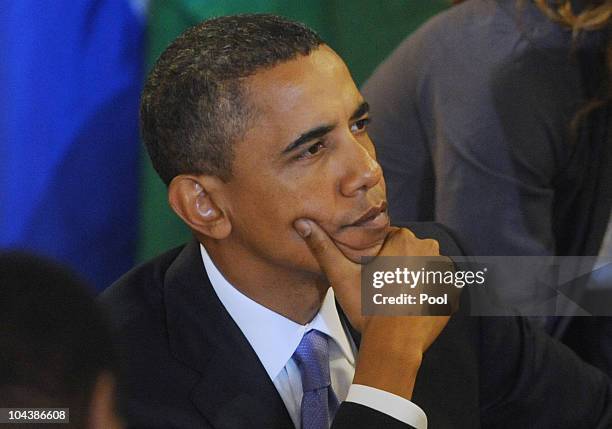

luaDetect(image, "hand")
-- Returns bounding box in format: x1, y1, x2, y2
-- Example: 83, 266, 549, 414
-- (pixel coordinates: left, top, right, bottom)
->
294, 221, 445, 331
294, 220, 452, 399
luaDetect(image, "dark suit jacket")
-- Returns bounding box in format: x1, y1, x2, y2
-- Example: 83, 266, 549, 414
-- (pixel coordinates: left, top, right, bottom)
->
100, 223, 612, 428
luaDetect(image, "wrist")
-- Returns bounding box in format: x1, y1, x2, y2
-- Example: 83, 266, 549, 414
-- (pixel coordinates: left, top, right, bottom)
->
353, 347, 422, 400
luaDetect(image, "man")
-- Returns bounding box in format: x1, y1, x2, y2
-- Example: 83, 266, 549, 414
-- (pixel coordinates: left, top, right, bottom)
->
1, 252, 123, 429
101, 14, 612, 428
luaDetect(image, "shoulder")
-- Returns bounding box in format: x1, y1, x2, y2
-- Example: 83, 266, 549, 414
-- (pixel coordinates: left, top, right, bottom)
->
391, 0, 518, 69
98, 244, 209, 425
99, 245, 186, 327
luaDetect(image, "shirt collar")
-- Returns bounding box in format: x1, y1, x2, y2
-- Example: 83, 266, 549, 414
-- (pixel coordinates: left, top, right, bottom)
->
200, 244, 355, 380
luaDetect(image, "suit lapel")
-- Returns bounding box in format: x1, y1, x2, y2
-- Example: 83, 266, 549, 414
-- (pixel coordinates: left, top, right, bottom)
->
164, 240, 294, 429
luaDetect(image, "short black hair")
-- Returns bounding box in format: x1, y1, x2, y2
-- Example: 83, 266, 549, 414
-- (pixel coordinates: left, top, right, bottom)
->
0, 252, 117, 427
141, 14, 324, 185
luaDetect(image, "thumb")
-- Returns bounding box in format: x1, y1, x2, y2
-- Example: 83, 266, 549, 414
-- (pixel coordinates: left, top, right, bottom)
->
294, 218, 355, 286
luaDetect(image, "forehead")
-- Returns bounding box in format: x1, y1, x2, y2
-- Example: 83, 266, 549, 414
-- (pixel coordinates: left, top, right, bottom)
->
241, 45, 363, 148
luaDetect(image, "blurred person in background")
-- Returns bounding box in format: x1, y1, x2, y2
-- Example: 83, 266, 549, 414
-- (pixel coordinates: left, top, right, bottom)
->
363, 0, 612, 372
0, 252, 123, 429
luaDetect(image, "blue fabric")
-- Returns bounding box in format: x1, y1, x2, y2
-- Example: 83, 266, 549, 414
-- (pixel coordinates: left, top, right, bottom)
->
293, 330, 340, 429
0, 0, 145, 291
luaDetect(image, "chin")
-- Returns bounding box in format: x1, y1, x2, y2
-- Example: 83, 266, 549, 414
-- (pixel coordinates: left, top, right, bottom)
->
335, 241, 384, 264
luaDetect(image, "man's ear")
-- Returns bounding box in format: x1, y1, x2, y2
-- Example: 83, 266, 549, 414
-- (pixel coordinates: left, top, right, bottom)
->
168, 175, 232, 239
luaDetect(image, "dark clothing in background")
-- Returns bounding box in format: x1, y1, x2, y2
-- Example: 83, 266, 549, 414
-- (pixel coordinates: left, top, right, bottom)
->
363, 0, 611, 372
100, 223, 612, 428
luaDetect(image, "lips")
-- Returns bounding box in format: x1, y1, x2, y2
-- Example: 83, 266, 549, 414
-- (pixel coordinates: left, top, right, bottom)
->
348, 201, 388, 228
326, 201, 390, 258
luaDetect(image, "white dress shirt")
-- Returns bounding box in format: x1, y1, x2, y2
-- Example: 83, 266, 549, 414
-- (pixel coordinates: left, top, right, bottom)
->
200, 244, 427, 429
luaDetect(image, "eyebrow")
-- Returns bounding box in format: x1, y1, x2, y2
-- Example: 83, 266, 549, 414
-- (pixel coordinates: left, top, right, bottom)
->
282, 124, 335, 155
282, 101, 370, 155
350, 101, 370, 121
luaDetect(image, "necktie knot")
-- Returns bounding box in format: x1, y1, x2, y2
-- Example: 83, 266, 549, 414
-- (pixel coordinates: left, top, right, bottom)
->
292, 329, 331, 392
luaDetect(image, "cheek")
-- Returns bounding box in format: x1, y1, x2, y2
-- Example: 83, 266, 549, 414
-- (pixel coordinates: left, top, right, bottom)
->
230, 168, 341, 233
239, 192, 327, 273
269, 185, 338, 225
290, 175, 343, 221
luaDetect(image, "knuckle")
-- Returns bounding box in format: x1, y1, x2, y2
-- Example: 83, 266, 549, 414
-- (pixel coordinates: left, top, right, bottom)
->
414, 238, 439, 255
387, 228, 414, 246
427, 239, 440, 254
400, 228, 417, 240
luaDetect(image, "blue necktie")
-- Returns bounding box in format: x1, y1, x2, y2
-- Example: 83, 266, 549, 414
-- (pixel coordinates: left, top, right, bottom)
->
292, 330, 340, 429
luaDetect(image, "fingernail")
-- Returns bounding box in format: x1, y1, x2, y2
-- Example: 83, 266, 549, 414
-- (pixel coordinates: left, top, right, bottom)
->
294, 219, 311, 237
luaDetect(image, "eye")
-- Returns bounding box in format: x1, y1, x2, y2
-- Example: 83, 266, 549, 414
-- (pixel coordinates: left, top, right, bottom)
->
297, 141, 326, 160
350, 117, 371, 134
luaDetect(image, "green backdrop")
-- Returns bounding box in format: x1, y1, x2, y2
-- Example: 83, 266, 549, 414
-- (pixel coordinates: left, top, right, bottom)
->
137, 0, 450, 261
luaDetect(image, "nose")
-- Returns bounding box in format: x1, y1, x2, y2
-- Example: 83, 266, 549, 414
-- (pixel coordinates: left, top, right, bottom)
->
339, 138, 383, 197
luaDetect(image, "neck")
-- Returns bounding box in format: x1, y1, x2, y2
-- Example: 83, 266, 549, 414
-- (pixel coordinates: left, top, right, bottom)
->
201, 238, 328, 325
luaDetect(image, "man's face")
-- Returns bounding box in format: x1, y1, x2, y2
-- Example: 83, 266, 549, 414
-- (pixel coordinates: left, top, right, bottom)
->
221, 45, 389, 275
